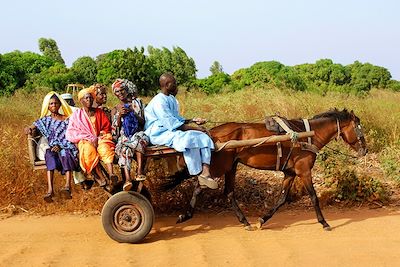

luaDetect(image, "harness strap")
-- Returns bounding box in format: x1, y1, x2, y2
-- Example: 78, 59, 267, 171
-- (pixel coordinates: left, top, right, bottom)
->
273, 116, 293, 134
273, 116, 319, 156
276, 142, 282, 171
298, 142, 320, 154
303, 119, 312, 145
336, 119, 341, 140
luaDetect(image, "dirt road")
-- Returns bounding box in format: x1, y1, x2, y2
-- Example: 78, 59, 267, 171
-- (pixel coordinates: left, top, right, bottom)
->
0, 208, 399, 266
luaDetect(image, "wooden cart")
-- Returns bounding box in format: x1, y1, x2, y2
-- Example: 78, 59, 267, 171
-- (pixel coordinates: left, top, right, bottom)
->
28, 131, 314, 243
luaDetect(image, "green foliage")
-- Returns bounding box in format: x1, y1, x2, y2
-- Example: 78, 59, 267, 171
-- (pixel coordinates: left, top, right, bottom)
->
1, 37, 399, 97
209, 61, 223, 75
147, 46, 197, 86
318, 149, 388, 202
331, 170, 387, 202
231, 61, 306, 91
348, 61, 392, 92
387, 80, 400, 92
96, 47, 157, 95
38, 38, 65, 65
26, 63, 76, 92
195, 72, 231, 94
380, 146, 400, 183
71, 56, 97, 86
0, 51, 55, 95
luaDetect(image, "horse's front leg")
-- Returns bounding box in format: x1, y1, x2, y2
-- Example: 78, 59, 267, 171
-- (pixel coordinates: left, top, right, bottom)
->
299, 170, 331, 231
224, 163, 254, 230
257, 172, 295, 229
176, 182, 203, 223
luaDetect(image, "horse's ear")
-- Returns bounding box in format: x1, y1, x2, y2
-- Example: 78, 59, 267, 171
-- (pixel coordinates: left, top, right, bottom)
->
350, 110, 355, 118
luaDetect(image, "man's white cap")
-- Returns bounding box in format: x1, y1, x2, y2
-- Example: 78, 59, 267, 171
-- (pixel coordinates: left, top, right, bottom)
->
60, 93, 73, 100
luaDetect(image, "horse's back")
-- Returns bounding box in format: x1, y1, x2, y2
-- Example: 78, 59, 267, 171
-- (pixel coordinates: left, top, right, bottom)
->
210, 122, 275, 142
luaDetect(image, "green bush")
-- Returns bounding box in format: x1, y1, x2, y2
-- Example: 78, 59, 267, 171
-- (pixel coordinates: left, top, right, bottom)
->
26, 63, 76, 92
318, 149, 388, 202
195, 73, 231, 94
0, 51, 55, 95
380, 146, 400, 183
330, 170, 388, 202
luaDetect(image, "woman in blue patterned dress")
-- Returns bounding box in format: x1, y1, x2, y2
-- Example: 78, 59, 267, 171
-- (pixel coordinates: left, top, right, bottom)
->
25, 92, 78, 202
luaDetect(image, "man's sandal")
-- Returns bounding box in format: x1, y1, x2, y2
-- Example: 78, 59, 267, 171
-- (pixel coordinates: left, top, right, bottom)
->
197, 175, 218, 189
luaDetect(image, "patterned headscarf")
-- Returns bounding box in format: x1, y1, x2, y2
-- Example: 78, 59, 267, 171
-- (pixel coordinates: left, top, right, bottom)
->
112, 79, 138, 96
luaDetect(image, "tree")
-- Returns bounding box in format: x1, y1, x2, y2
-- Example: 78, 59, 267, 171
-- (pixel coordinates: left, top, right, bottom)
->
196, 72, 231, 94
96, 47, 157, 95
147, 46, 197, 85
38, 38, 65, 65
71, 56, 97, 86
209, 61, 223, 75
0, 51, 55, 95
348, 61, 392, 92
27, 63, 76, 91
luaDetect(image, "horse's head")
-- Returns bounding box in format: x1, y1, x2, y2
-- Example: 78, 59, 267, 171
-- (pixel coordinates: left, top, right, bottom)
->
339, 110, 368, 156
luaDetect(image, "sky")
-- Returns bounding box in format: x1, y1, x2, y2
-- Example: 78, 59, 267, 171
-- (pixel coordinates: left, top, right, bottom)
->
1, 0, 399, 79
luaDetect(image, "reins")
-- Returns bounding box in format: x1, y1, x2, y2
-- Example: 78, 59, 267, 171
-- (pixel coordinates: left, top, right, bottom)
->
323, 145, 358, 159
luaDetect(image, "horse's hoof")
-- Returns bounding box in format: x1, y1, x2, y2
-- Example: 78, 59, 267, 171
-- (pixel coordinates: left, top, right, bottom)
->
256, 218, 264, 230
245, 225, 256, 231
176, 215, 185, 224
323, 225, 332, 231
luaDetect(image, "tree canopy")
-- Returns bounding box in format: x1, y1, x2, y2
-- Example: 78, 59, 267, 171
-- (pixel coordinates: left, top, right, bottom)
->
1, 38, 399, 96
38, 38, 65, 65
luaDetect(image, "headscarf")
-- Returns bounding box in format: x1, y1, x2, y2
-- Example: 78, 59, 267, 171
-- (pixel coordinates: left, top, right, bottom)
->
78, 88, 96, 101
40, 91, 73, 118
112, 79, 138, 96
86, 84, 108, 98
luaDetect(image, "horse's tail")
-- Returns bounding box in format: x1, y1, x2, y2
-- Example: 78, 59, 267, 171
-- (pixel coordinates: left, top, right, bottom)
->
158, 168, 192, 191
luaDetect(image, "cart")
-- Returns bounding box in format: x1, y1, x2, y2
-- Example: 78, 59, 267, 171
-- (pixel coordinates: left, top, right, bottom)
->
28, 131, 314, 243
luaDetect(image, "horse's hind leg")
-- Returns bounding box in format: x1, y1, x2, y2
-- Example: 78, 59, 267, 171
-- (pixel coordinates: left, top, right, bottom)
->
176, 183, 203, 223
224, 162, 253, 230
299, 171, 331, 231
257, 172, 295, 229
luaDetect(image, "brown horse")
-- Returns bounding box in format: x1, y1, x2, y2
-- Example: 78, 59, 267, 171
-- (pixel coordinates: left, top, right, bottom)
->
163, 109, 367, 231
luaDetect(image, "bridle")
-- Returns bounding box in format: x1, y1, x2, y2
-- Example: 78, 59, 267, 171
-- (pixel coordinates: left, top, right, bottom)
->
336, 119, 365, 150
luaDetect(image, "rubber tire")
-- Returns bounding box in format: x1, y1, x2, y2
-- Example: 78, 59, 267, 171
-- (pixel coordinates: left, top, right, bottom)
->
101, 191, 154, 243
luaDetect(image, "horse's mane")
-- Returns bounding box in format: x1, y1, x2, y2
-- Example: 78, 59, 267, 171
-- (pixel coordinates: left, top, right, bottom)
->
312, 108, 352, 121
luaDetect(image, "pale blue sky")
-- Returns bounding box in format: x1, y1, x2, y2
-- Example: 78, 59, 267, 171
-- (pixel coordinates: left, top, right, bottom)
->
1, 0, 399, 79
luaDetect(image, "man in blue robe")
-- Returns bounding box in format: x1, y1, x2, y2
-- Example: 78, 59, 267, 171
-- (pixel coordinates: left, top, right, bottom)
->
144, 73, 218, 189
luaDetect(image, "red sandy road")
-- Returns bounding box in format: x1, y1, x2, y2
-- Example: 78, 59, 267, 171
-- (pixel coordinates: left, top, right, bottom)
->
0, 208, 399, 266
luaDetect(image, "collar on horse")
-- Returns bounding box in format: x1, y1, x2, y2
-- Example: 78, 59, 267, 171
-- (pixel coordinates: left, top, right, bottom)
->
272, 116, 320, 171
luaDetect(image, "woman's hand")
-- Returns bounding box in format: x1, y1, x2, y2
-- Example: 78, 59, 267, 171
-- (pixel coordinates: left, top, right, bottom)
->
51, 145, 61, 153
192, 118, 207, 125
24, 126, 36, 135
117, 105, 131, 117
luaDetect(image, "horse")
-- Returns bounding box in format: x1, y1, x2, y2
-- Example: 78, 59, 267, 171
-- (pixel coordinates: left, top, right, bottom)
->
161, 109, 367, 231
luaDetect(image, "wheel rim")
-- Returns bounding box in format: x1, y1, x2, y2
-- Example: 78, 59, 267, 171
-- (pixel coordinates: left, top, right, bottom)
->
113, 203, 144, 234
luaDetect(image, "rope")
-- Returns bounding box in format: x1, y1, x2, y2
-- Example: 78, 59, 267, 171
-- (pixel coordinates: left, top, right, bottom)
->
324, 145, 358, 159
289, 132, 299, 142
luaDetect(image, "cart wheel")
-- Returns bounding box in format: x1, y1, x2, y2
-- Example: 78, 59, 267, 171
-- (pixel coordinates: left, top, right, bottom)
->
101, 191, 154, 243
